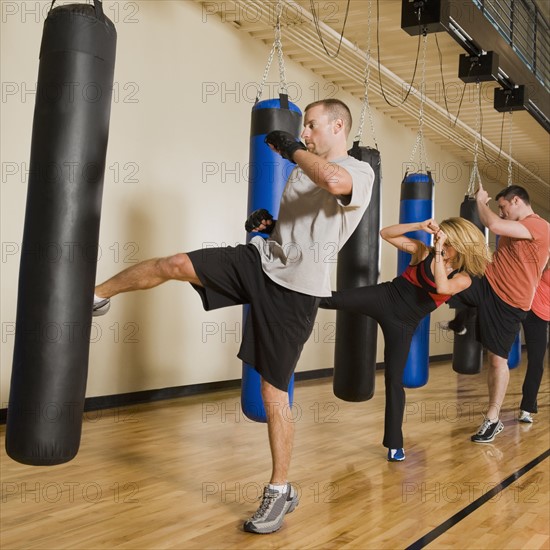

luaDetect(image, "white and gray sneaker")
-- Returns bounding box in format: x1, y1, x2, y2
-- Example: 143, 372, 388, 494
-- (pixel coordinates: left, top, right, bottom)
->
518, 410, 533, 423
93, 297, 111, 316
243, 484, 299, 534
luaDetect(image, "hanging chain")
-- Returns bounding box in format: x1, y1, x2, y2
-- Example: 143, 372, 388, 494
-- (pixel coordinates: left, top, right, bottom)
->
507, 111, 513, 186
275, 4, 287, 95
354, 0, 378, 148
256, 0, 287, 102
354, 51, 370, 142
467, 82, 482, 197
407, 31, 429, 172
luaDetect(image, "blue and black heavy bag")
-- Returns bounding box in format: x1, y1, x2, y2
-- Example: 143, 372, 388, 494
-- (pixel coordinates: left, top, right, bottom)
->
241, 95, 302, 422
398, 172, 434, 388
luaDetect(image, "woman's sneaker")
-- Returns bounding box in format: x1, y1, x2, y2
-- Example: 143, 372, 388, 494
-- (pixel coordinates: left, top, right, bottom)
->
440, 318, 467, 335
243, 484, 299, 534
518, 410, 533, 423
471, 417, 504, 443
387, 448, 405, 462
93, 298, 111, 316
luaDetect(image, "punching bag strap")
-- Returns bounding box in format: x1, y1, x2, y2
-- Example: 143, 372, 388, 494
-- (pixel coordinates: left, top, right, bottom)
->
279, 93, 289, 110
427, 170, 434, 185
50, 0, 105, 20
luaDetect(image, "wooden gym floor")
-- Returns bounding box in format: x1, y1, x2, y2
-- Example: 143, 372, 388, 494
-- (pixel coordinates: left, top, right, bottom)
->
1, 355, 548, 549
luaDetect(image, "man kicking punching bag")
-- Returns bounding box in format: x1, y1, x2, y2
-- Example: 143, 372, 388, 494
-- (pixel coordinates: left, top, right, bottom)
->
6, 0, 116, 465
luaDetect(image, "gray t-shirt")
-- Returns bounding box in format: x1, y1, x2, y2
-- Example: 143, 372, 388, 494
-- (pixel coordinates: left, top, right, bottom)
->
250, 155, 374, 297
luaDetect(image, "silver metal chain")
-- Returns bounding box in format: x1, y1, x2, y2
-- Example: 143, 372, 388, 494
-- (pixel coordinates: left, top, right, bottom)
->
256, 0, 287, 102
354, 0, 378, 148
407, 32, 429, 172
354, 52, 370, 142
507, 111, 513, 186
467, 82, 482, 197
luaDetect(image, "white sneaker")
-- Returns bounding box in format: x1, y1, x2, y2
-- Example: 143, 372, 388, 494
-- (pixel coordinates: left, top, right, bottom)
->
518, 410, 533, 423
243, 484, 299, 534
93, 298, 111, 316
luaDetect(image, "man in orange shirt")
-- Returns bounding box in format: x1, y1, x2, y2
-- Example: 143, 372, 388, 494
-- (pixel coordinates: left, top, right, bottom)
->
448, 184, 549, 442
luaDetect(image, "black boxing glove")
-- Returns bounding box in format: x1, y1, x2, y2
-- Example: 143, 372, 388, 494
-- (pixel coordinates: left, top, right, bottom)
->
265, 130, 307, 163
245, 208, 276, 234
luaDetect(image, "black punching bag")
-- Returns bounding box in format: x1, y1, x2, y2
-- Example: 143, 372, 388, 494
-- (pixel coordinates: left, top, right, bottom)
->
6, 0, 116, 465
333, 144, 381, 401
452, 196, 485, 375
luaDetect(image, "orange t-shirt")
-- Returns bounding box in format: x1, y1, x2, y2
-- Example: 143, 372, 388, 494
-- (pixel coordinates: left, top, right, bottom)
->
485, 214, 550, 310
532, 268, 550, 321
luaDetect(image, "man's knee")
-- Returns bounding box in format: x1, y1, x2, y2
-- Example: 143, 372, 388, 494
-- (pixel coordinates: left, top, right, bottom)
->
162, 253, 196, 281
261, 378, 288, 403
488, 352, 508, 370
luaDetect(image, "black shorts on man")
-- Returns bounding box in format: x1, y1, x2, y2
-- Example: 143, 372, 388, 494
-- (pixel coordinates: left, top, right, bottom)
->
187, 244, 319, 391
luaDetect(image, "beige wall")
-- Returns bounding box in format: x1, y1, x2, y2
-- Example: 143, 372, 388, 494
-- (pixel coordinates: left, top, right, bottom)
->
1, 1, 546, 403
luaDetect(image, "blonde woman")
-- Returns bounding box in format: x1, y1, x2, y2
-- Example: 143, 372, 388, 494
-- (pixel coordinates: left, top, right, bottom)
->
320, 217, 491, 461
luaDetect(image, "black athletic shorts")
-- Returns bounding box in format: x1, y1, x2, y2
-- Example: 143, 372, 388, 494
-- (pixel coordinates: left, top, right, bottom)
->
451, 276, 527, 358
186, 244, 319, 392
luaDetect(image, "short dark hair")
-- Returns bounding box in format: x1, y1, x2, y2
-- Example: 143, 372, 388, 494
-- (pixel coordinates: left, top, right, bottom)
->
304, 99, 352, 135
495, 185, 531, 205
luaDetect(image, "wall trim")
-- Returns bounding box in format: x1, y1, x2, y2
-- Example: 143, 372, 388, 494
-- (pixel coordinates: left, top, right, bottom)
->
0, 354, 455, 424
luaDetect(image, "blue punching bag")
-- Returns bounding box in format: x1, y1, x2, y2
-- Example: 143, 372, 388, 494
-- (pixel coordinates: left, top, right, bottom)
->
333, 144, 381, 401
6, 0, 116, 464
241, 95, 302, 422
500, 228, 521, 368
398, 172, 434, 388
508, 330, 522, 369
452, 196, 485, 375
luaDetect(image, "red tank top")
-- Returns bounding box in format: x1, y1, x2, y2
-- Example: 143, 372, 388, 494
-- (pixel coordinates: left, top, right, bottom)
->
401, 252, 458, 307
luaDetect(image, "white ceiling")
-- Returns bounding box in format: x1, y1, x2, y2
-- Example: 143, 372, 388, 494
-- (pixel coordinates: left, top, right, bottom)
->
194, 0, 549, 211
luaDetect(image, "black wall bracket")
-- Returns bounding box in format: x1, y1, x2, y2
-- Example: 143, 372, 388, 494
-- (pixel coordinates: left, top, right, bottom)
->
458, 52, 500, 83
494, 86, 528, 112
401, 0, 450, 36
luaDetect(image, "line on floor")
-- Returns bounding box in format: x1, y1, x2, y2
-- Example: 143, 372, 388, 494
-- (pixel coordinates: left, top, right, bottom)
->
405, 448, 550, 550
